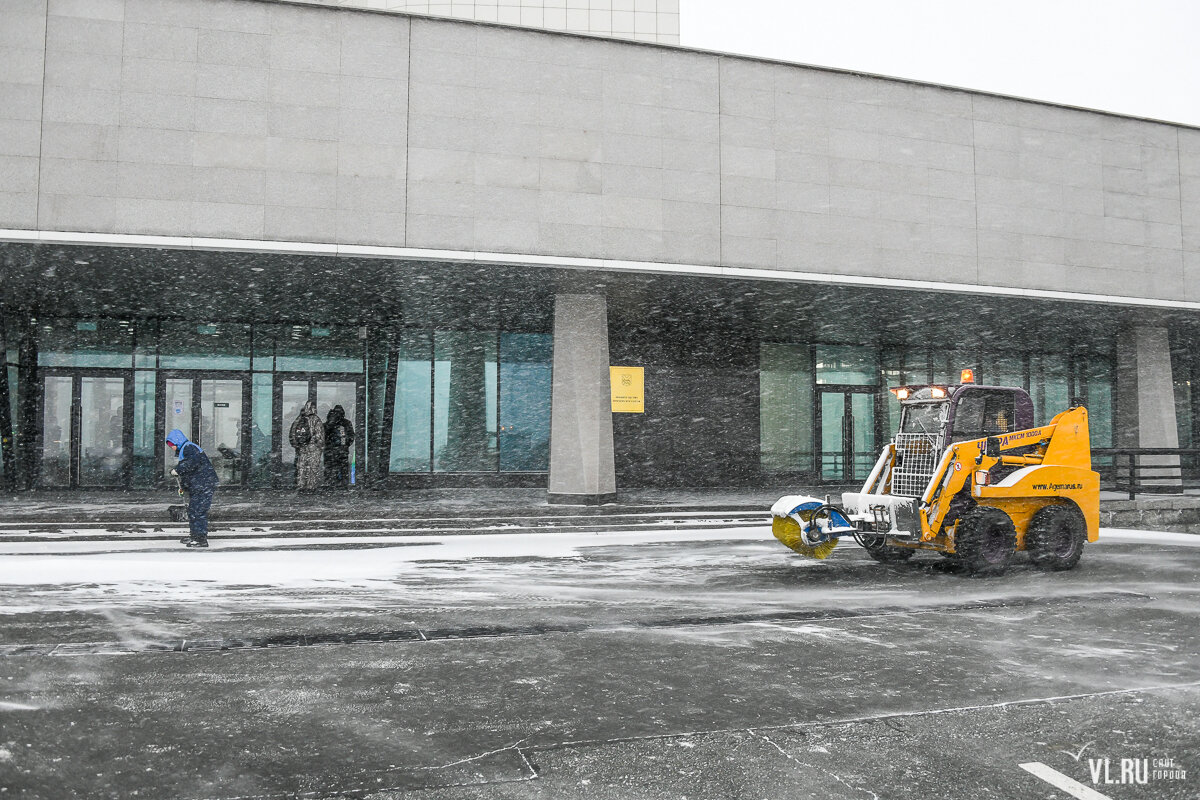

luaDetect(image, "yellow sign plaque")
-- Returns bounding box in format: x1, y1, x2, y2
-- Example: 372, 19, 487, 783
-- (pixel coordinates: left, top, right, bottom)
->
610, 366, 644, 413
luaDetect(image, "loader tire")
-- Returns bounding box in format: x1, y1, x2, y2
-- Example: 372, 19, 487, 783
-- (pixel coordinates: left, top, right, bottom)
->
858, 533, 915, 564
1025, 504, 1085, 571
955, 507, 1016, 576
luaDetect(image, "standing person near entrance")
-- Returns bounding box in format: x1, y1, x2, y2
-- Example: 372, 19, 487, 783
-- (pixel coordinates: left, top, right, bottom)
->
323, 405, 355, 488
289, 400, 325, 491
166, 429, 219, 548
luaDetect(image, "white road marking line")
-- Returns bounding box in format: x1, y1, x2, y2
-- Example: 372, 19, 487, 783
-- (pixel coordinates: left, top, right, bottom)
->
1020, 762, 1114, 800
0, 701, 41, 711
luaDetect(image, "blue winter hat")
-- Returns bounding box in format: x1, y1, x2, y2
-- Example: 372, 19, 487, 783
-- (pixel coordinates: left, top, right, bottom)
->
166, 429, 192, 458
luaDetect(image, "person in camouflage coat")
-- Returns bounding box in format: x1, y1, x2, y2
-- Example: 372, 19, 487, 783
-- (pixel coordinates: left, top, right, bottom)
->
289, 399, 325, 491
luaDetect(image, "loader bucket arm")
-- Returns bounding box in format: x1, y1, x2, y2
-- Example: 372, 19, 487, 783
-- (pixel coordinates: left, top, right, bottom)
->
920, 439, 983, 538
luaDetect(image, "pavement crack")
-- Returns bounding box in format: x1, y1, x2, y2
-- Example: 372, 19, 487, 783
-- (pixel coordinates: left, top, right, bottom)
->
420, 735, 538, 772
748, 730, 880, 800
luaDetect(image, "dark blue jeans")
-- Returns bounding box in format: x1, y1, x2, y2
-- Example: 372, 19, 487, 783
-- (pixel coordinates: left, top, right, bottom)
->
187, 487, 214, 539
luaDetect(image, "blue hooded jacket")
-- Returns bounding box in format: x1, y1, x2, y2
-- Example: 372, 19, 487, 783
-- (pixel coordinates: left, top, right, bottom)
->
166, 429, 219, 492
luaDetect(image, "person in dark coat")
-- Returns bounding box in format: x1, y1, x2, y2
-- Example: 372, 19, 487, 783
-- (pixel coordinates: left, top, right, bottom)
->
166, 429, 219, 548
323, 405, 355, 488
289, 400, 324, 491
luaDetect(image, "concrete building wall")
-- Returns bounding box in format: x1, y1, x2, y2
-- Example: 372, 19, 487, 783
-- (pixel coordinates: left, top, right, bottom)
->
1184, 129, 1200, 296
34, 0, 409, 244
405, 23, 719, 261
0, 0, 47, 229
4, 0, 1200, 305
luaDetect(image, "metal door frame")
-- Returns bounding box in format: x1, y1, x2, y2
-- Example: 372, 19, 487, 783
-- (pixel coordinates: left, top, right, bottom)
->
155, 370, 252, 488
36, 368, 134, 489
815, 384, 881, 484
272, 372, 366, 488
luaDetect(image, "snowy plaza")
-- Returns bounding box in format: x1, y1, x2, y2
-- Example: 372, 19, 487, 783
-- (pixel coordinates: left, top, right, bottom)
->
2, 0, 1200, 797
0, 493, 1198, 798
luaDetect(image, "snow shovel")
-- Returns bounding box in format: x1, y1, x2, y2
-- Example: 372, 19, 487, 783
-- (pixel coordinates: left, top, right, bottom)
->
167, 471, 186, 523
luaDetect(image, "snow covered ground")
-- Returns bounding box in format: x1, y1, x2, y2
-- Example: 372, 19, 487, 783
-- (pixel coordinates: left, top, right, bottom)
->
0, 523, 1194, 622
3, 521, 1197, 799
0, 523, 1194, 586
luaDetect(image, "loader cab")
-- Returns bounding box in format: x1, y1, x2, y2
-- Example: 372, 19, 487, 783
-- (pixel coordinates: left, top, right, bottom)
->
893, 384, 1034, 445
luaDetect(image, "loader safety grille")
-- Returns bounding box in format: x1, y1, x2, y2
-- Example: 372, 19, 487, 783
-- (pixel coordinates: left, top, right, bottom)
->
891, 432, 941, 498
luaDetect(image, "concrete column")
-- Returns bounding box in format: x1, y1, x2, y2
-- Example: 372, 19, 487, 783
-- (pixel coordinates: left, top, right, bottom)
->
1115, 326, 1179, 487
548, 294, 616, 504
16, 316, 38, 490
0, 308, 13, 490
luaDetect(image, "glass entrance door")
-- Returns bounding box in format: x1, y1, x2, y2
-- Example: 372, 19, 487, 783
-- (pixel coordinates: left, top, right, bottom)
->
159, 374, 250, 486
276, 374, 363, 487
41, 376, 73, 486
818, 388, 877, 483
40, 371, 131, 487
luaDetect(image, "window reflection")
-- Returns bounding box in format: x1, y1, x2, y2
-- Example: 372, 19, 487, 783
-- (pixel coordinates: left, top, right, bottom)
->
390, 331, 432, 473
760, 343, 813, 472
159, 322, 250, 371
499, 334, 552, 472
815, 345, 877, 385
433, 331, 497, 473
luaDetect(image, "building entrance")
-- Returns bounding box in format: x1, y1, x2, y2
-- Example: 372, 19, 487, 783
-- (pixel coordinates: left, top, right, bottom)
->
818, 387, 877, 483
39, 370, 132, 488
275, 374, 364, 487
158, 373, 250, 487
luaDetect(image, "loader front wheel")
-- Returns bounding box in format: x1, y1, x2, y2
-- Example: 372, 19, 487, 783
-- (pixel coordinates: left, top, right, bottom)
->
955, 507, 1016, 576
858, 533, 915, 564
1026, 504, 1085, 571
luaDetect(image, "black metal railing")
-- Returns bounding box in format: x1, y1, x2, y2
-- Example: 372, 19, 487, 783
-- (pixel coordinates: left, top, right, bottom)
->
1093, 448, 1200, 500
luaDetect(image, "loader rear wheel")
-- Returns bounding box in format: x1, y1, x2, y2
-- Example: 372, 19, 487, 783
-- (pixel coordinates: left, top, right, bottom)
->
858, 533, 915, 564
1026, 504, 1086, 571
955, 507, 1016, 576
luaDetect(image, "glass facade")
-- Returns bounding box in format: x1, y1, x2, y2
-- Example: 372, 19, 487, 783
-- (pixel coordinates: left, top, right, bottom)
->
0, 318, 552, 489
433, 331, 498, 473
498, 334, 552, 472
815, 346, 877, 385
388, 330, 552, 475
760, 340, 1118, 480
759, 343, 813, 472
0, 305, 1147, 491
390, 330, 433, 473
1171, 344, 1198, 450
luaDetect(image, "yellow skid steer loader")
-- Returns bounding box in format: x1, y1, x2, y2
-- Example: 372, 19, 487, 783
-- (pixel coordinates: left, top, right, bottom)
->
771, 375, 1100, 575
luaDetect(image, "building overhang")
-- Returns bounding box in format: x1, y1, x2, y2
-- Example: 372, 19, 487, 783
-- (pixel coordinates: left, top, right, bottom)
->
1, 228, 1194, 347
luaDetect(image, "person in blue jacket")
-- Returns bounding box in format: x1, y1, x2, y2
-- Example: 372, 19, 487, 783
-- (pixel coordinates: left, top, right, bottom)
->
166, 429, 219, 548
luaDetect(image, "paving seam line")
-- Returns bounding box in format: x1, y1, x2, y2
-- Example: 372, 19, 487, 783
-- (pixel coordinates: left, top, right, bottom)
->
524, 680, 1200, 753
0, 520, 771, 544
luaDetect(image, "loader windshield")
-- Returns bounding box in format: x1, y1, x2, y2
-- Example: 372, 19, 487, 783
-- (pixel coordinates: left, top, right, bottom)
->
899, 402, 945, 437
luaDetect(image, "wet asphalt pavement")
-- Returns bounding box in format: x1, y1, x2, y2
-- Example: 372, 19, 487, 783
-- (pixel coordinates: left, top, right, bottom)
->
1, 515, 1198, 799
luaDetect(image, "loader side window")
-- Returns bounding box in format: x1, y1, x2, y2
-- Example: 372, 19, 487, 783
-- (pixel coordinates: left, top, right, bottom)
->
951, 390, 1017, 443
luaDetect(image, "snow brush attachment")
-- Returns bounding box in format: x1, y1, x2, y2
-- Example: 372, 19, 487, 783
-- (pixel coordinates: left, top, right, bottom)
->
770, 496, 856, 560
772, 513, 838, 559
